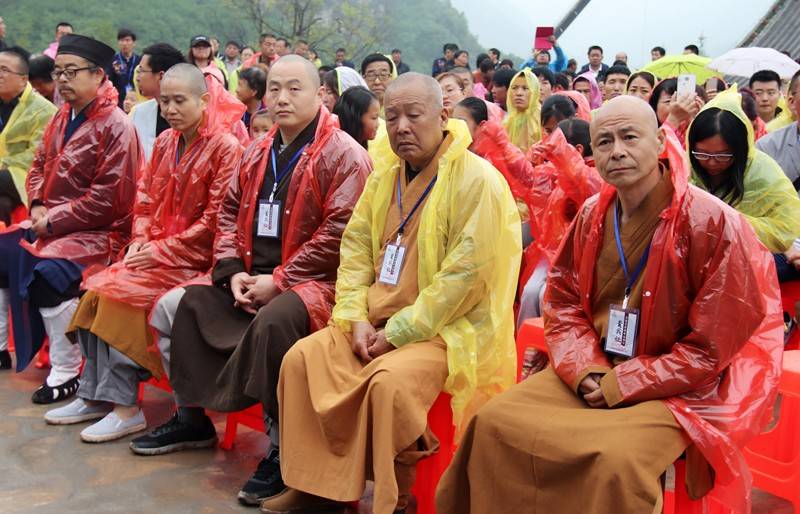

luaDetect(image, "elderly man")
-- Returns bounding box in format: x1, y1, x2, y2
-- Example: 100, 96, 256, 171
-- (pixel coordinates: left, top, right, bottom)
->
42, 65, 243, 443
0, 34, 141, 403
0, 46, 57, 369
129, 55, 371, 505
259, 72, 521, 514
436, 96, 783, 514
130, 43, 185, 160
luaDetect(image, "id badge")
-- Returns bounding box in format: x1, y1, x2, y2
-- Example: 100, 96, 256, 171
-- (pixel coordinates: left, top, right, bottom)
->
603, 304, 639, 358
378, 243, 406, 286
257, 200, 281, 238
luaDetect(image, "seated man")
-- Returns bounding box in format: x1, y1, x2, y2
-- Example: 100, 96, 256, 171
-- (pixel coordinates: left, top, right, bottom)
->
0, 45, 57, 369
0, 34, 141, 403
42, 64, 244, 442
259, 73, 522, 514
436, 96, 784, 514
129, 55, 372, 505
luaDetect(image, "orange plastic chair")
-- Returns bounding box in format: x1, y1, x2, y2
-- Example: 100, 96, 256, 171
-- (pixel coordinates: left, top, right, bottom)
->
220, 403, 264, 450
743, 350, 800, 509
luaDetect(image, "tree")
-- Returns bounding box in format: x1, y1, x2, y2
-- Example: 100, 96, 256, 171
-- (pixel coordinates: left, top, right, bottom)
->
227, 0, 387, 61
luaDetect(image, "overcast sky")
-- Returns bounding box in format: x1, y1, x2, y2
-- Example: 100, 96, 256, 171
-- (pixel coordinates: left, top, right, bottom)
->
452, 0, 774, 69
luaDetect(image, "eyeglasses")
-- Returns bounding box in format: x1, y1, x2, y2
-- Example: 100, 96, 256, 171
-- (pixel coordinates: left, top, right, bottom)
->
364, 72, 391, 82
691, 151, 734, 163
51, 66, 97, 80
135, 66, 156, 74
0, 66, 25, 76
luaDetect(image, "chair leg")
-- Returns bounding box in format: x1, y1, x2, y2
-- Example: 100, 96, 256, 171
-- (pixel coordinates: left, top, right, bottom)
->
220, 413, 239, 450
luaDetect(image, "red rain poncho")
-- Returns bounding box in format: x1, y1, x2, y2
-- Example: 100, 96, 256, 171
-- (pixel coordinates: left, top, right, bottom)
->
473, 120, 602, 274
543, 128, 783, 513
554, 90, 592, 122
25, 80, 142, 266
82, 78, 246, 309
214, 107, 372, 331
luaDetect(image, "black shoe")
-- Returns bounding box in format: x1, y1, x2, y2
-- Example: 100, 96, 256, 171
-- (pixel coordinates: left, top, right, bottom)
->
0, 350, 11, 370
129, 411, 217, 456
31, 376, 79, 404
238, 448, 285, 506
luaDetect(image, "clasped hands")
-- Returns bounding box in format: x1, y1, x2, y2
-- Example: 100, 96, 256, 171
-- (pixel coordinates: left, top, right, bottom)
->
349, 320, 394, 363
230, 271, 279, 314
29, 205, 50, 237
578, 373, 608, 409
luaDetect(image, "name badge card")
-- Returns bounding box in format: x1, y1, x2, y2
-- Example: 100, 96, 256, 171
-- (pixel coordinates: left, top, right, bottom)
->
603, 304, 639, 358
378, 243, 406, 286
257, 200, 281, 238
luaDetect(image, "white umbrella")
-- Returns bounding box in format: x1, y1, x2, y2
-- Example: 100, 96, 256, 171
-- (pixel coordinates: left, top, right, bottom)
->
708, 47, 800, 79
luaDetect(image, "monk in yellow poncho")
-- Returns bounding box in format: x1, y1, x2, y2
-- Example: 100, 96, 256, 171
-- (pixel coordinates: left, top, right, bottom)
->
687, 86, 800, 282
0, 47, 57, 224
259, 73, 521, 514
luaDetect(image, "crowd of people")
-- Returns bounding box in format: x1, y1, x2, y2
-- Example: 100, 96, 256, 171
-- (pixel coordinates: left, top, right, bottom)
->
0, 14, 799, 514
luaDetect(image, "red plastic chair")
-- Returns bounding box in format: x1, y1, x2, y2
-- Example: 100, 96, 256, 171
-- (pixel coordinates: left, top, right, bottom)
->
743, 350, 800, 510
782, 281, 800, 350
219, 403, 264, 450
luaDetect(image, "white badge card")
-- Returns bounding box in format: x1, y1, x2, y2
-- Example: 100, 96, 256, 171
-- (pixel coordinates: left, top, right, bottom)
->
378, 243, 406, 286
257, 200, 281, 238
603, 304, 639, 358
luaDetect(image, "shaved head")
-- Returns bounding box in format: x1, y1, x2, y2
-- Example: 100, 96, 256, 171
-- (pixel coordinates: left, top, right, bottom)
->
269, 54, 320, 89
162, 63, 208, 97
590, 95, 665, 195
385, 72, 443, 110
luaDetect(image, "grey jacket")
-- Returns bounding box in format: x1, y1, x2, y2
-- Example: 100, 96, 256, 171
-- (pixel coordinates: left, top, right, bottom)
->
756, 123, 800, 192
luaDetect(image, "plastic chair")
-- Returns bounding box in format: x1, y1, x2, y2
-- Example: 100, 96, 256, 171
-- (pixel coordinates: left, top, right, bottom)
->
781, 281, 800, 350
411, 393, 455, 514
220, 403, 264, 450
743, 350, 800, 509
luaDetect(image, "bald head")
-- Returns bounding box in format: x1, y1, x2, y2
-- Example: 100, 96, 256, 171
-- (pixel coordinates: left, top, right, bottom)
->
162, 63, 208, 97
269, 54, 320, 89
385, 72, 443, 111
590, 95, 665, 194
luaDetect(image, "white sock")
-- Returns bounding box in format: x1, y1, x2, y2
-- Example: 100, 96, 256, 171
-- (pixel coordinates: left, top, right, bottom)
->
40, 298, 81, 387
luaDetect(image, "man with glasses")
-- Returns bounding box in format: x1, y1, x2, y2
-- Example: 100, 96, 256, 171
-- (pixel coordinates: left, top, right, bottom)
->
361, 53, 396, 112
130, 42, 185, 160
0, 45, 57, 370
0, 34, 141, 403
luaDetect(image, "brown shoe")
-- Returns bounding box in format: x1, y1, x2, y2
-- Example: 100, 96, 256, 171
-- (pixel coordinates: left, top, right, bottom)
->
259, 487, 346, 514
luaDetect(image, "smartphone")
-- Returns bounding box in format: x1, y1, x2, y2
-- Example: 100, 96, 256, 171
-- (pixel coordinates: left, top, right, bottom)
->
705, 77, 719, 91
677, 74, 696, 97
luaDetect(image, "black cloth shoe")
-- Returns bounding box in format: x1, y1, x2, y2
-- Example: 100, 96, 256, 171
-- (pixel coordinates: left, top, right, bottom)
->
31, 375, 79, 404
238, 448, 285, 506
0, 350, 11, 370
129, 411, 217, 456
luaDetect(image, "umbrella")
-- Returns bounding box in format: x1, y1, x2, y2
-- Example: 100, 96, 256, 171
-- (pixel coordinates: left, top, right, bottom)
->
708, 47, 800, 79
641, 54, 722, 83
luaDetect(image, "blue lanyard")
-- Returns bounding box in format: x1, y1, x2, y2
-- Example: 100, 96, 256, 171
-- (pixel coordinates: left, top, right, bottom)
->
116, 53, 135, 85
613, 201, 651, 307
269, 144, 306, 201
394, 170, 437, 244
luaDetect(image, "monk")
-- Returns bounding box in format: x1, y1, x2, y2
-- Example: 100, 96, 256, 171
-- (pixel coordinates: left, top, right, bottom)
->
129, 55, 372, 507
259, 73, 522, 514
42, 64, 244, 443
436, 96, 784, 514
0, 34, 141, 404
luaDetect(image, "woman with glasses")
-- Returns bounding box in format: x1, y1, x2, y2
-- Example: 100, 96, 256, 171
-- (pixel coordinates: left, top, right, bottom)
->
688, 87, 800, 282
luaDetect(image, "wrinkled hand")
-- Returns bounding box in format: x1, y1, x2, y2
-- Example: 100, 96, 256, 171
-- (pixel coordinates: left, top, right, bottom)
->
30, 205, 48, 224
242, 274, 279, 313
30, 214, 50, 237
124, 242, 158, 270
231, 272, 257, 313
367, 329, 394, 359
350, 321, 376, 363
579, 373, 608, 408
786, 245, 800, 270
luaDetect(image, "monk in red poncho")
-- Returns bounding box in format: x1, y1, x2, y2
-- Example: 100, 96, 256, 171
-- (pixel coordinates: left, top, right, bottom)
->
43, 64, 244, 443
0, 34, 141, 405
129, 55, 372, 507
436, 95, 783, 514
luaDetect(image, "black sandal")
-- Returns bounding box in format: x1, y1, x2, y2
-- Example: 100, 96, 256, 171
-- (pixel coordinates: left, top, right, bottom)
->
31, 375, 80, 404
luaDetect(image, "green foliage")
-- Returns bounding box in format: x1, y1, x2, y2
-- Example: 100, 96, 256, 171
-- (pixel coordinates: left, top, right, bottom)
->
3, 0, 491, 73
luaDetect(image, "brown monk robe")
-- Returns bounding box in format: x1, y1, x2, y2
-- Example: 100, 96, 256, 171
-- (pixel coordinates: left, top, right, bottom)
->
261, 73, 522, 514
437, 167, 688, 514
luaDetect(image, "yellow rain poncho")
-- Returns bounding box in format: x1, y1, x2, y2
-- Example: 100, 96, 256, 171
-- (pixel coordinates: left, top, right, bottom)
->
0, 83, 57, 203
689, 87, 800, 253
503, 68, 541, 152
765, 96, 796, 132
333, 118, 522, 432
